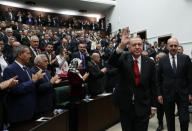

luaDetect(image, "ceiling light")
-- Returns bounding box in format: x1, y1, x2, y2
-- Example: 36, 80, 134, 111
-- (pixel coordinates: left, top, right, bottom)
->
58, 10, 79, 16
80, 0, 116, 5
30, 7, 53, 12
83, 14, 102, 22
0, 1, 24, 8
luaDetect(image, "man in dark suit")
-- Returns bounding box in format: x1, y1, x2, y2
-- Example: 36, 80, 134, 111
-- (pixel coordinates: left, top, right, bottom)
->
87, 52, 107, 96
109, 27, 157, 131
0, 70, 18, 130
39, 33, 50, 51
21, 30, 30, 46
31, 54, 61, 114
4, 8, 15, 21
43, 43, 58, 76
28, 35, 41, 68
3, 45, 44, 128
157, 37, 192, 131
155, 52, 166, 131
72, 43, 90, 71
3, 36, 17, 64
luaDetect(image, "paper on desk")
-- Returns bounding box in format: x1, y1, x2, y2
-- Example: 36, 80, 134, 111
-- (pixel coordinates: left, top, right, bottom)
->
83, 98, 94, 102
36, 117, 52, 122
97, 93, 112, 97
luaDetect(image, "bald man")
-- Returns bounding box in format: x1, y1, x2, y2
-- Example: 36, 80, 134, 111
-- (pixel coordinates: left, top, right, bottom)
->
157, 37, 192, 131
87, 52, 107, 96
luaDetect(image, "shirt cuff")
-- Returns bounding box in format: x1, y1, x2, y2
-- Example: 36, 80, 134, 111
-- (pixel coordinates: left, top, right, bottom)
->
151, 107, 157, 110
116, 47, 124, 54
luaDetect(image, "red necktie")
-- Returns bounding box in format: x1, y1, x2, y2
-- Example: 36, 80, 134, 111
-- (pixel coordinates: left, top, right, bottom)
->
133, 59, 141, 86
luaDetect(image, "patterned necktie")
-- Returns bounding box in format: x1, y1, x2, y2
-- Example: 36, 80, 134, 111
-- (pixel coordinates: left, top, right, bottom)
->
81, 53, 86, 69
23, 66, 31, 80
133, 59, 141, 86
172, 55, 177, 73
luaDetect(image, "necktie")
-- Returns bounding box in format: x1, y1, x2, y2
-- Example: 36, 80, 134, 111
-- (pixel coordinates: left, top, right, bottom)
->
172, 55, 177, 73
133, 59, 141, 87
81, 53, 86, 69
23, 67, 31, 80
34, 49, 38, 56
43, 71, 50, 82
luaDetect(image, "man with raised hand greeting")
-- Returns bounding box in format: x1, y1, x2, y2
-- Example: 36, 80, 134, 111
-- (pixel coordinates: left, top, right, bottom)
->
109, 27, 157, 131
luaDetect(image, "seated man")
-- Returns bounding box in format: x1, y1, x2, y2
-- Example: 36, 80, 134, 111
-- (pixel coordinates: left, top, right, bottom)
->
31, 54, 61, 114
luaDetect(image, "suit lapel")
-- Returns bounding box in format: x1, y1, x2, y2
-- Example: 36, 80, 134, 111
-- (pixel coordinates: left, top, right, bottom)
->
176, 54, 182, 74
165, 55, 175, 74
141, 56, 147, 84
14, 62, 31, 81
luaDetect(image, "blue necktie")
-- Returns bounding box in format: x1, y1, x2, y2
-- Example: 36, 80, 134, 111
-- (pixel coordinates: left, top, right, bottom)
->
81, 53, 86, 69
23, 67, 31, 80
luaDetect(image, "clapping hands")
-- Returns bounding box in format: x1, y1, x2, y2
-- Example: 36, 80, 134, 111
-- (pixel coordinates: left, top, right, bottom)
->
32, 69, 45, 82
50, 74, 62, 84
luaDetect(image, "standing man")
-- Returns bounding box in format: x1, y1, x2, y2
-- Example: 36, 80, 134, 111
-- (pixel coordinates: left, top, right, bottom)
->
87, 52, 107, 96
28, 35, 41, 67
109, 27, 157, 131
72, 43, 90, 71
157, 37, 192, 131
3, 45, 44, 128
31, 54, 61, 114
177, 45, 184, 55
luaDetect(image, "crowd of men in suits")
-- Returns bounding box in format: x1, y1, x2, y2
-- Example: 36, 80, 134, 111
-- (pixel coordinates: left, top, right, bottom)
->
0, 19, 115, 130
0, 7, 101, 30
0, 16, 192, 131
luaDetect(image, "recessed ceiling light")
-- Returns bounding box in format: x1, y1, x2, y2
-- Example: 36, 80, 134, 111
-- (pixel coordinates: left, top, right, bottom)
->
0, 1, 24, 8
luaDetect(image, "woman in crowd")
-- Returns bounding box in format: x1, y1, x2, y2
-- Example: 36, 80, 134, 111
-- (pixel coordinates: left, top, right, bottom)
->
68, 58, 89, 102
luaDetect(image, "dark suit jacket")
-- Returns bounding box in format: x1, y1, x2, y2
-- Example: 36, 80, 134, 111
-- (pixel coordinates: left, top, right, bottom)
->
44, 52, 59, 76
31, 67, 54, 114
26, 18, 34, 25
109, 52, 156, 117
3, 62, 36, 123
0, 69, 4, 130
4, 12, 15, 21
87, 61, 105, 96
28, 47, 41, 68
72, 51, 90, 70
21, 36, 30, 46
157, 54, 192, 102
39, 39, 49, 51
3, 44, 15, 64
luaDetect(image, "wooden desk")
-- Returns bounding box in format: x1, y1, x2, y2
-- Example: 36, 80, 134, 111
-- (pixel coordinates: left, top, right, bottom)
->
72, 94, 120, 131
10, 110, 69, 131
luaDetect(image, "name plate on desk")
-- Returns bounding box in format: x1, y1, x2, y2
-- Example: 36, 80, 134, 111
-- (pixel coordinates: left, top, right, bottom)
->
10, 110, 69, 131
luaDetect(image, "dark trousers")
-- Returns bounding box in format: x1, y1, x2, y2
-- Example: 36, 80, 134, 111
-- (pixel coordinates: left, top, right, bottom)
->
119, 104, 149, 131
164, 95, 189, 131
0, 102, 3, 131
157, 103, 164, 126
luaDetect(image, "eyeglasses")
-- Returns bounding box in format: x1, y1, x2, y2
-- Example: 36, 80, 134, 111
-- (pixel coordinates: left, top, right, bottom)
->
169, 45, 178, 47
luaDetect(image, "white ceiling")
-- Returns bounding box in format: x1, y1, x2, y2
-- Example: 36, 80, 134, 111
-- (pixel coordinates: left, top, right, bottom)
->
0, 0, 116, 14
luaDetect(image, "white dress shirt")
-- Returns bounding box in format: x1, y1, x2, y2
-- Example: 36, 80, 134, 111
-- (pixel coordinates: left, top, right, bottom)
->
169, 53, 177, 68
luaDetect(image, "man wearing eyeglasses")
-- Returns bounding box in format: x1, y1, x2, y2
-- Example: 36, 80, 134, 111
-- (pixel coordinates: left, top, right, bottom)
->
157, 37, 192, 131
